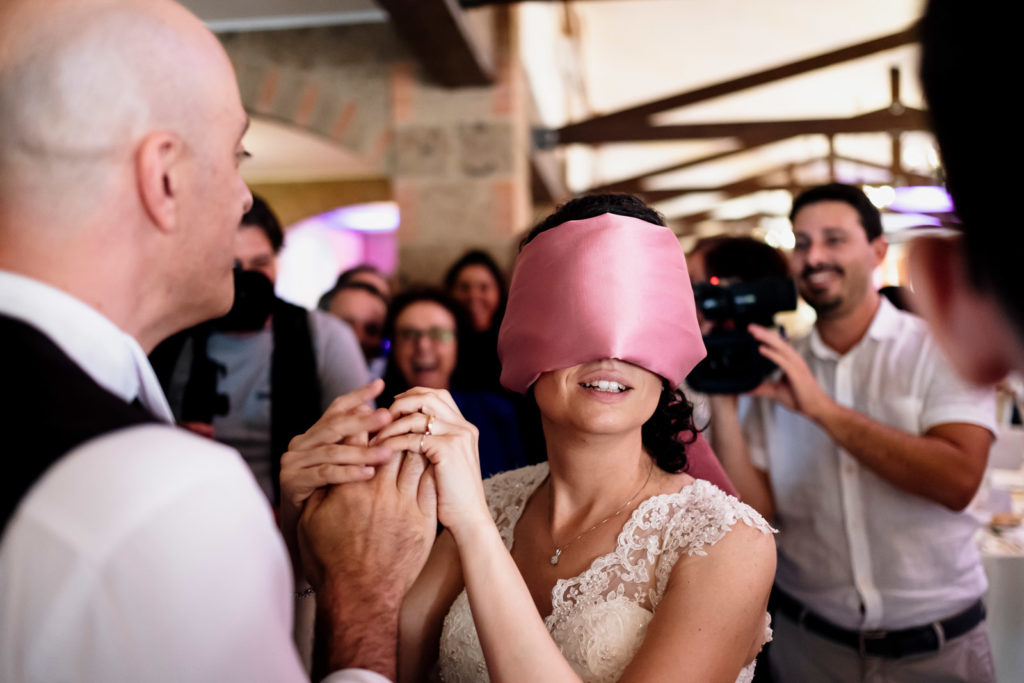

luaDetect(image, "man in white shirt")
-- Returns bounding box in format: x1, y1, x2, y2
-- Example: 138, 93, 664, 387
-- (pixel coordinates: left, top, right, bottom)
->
711, 183, 997, 681
0, 1, 434, 681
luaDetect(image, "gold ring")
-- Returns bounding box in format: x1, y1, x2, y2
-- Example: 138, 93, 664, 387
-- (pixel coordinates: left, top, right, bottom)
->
425, 413, 435, 436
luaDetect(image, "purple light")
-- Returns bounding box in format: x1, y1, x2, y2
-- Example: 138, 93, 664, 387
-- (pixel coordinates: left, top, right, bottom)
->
323, 202, 400, 233
888, 186, 954, 214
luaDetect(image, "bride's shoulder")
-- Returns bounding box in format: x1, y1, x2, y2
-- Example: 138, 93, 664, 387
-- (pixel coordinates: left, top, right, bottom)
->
645, 479, 775, 555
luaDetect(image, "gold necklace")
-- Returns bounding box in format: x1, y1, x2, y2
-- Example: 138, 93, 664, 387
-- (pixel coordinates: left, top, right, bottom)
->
548, 461, 655, 566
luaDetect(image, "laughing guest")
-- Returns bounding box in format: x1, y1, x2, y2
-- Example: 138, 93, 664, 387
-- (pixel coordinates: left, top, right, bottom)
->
379, 287, 526, 479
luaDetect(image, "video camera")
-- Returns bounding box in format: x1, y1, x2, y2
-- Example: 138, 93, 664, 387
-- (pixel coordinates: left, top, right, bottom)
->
686, 278, 797, 394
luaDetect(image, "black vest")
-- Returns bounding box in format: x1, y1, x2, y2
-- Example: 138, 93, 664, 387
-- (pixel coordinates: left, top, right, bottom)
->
1, 315, 157, 535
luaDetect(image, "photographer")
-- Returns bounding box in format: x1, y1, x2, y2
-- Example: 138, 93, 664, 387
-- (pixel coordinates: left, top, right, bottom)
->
687, 237, 794, 517
710, 183, 997, 681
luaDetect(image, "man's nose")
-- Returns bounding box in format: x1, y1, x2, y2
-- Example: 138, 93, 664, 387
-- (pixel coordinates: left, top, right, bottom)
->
804, 240, 828, 267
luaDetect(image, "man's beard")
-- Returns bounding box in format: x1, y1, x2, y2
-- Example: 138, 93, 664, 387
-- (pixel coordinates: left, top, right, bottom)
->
799, 264, 844, 318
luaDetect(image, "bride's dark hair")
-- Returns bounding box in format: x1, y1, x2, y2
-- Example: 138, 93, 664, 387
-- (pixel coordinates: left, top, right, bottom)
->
520, 193, 699, 474
642, 381, 698, 473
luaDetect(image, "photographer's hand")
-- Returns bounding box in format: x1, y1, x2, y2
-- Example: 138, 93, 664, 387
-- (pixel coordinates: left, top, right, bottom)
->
747, 323, 832, 422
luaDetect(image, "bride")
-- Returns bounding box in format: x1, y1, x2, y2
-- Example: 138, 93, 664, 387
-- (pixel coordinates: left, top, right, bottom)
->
371, 195, 776, 682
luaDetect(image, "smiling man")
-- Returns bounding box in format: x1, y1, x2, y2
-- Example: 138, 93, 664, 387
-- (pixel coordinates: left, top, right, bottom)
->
710, 182, 998, 681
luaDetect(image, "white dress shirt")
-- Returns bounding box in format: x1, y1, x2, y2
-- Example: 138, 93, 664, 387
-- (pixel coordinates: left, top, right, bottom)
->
744, 297, 996, 631
0, 271, 387, 683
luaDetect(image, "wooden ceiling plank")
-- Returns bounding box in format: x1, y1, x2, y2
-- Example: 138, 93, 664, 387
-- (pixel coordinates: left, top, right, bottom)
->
378, 0, 494, 87
833, 154, 936, 186
563, 107, 929, 144
588, 135, 777, 194
558, 26, 918, 141
585, 105, 897, 194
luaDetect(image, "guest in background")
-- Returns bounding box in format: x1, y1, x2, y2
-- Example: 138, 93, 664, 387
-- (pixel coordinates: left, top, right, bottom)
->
380, 287, 525, 479
151, 196, 368, 505
444, 249, 507, 392
320, 281, 389, 380
320, 263, 391, 304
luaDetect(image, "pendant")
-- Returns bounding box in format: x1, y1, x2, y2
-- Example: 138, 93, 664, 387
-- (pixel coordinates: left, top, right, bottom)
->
550, 549, 561, 565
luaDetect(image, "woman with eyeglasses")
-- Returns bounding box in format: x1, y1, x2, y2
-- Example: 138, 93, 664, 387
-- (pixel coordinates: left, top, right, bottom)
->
379, 287, 526, 480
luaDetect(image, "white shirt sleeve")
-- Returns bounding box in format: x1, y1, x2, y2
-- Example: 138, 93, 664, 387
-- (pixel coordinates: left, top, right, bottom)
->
918, 338, 997, 434
1, 425, 308, 682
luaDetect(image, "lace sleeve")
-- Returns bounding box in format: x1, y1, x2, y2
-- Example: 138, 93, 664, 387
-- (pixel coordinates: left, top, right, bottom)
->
645, 480, 775, 603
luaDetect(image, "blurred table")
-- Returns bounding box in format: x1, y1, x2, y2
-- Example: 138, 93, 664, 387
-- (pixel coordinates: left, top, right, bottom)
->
976, 466, 1024, 682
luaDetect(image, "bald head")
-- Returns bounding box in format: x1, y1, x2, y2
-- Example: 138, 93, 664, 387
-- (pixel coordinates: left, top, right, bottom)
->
0, 0, 236, 213
0, 0, 252, 349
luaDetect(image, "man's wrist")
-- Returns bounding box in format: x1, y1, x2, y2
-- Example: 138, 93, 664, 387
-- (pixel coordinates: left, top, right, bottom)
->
317, 579, 403, 679
807, 395, 842, 429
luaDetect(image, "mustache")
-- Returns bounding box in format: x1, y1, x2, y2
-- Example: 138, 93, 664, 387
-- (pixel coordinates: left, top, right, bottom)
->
800, 263, 844, 279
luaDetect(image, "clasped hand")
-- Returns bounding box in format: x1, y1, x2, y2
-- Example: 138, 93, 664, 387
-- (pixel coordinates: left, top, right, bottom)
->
370, 386, 492, 534
281, 381, 489, 595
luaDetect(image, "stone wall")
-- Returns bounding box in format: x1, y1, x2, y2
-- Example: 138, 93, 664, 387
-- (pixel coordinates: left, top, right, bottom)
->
220, 10, 533, 286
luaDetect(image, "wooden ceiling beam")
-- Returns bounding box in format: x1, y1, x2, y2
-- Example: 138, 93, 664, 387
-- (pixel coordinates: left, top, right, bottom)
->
585, 106, 898, 194
557, 26, 918, 142
560, 106, 929, 144
666, 180, 948, 226
378, 0, 494, 87
832, 154, 936, 186
648, 152, 933, 207
530, 148, 568, 205
587, 137, 768, 195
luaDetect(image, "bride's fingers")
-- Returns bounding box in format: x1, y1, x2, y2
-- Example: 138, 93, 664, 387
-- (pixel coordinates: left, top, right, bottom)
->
371, 411, 450, 444
375, 433, 436, 463
376, 433, 478, 472
390, 389, 463, 420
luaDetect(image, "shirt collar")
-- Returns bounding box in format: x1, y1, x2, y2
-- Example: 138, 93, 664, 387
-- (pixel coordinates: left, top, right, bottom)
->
0, 270, 174, 422
808, 296, 898, 361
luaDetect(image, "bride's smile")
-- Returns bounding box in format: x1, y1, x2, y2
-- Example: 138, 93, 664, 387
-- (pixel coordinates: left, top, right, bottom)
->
533, 359, 662, 436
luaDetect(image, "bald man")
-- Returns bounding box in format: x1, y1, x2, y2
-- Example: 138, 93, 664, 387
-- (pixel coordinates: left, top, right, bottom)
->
0, 1, 434, 681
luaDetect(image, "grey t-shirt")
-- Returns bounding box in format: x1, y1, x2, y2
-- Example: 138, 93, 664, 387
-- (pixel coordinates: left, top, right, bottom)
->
167, 309, 368, 501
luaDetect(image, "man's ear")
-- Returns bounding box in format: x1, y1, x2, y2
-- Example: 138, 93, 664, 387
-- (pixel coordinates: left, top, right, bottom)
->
908, 234, 1013, 385
136, 131, 184, 234
870, 236, 888, 267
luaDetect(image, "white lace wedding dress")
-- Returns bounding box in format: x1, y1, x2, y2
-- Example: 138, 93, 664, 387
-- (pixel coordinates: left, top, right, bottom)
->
437, 463, 774, 683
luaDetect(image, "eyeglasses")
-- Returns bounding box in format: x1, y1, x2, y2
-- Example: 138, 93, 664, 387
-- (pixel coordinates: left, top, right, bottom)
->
394, 326, 456, 343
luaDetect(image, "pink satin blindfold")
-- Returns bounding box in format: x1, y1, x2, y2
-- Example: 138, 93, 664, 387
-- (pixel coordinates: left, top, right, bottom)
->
498, 213, 706, 393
